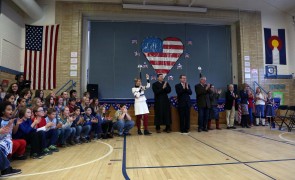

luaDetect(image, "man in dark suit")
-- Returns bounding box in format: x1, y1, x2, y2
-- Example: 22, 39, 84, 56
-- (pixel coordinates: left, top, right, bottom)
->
175, 75, 192, 133
195, 76, 211, 132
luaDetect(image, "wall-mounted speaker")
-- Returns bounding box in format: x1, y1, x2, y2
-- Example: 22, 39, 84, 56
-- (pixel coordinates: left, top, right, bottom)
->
87, 84, 98, 99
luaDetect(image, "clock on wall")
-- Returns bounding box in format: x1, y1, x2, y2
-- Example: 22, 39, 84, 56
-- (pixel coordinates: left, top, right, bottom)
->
265, 65, 277, 78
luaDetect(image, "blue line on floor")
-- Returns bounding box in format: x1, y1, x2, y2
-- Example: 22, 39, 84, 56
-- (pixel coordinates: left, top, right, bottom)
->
188, 134, 275, 180
122, 135, 130, 180
126, 158, 295, 169
233, 130, 295, 147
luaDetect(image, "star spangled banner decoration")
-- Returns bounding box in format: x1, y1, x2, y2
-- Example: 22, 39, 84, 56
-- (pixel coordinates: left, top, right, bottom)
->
141, 37, 184, 78
24, 24, 59, 90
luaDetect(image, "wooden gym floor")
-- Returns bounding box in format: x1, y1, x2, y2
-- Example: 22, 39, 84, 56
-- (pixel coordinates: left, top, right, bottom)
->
4, 126, 295, 180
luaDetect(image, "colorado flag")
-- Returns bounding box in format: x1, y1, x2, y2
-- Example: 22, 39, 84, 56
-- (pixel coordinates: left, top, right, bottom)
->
264, 28, 286, 65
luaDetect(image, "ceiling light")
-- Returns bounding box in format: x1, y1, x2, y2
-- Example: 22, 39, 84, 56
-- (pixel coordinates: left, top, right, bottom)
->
122, 4, 207, 13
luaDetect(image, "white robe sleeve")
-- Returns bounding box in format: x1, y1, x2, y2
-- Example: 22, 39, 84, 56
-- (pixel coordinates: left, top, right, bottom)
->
132, 87, 140, 98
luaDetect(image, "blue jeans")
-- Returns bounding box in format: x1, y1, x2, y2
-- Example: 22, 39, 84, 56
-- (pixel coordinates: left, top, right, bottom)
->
58, 127, 72, 144
113, 120, 135, 135
0, 147, 10, 170
75, 125, 91, 138
45, 129, 58, 147
198, 107, 209, 130
255, 105, 265, 118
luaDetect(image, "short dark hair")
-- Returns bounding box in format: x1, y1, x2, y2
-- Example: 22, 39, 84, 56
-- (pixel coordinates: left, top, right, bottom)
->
157, 74, 163, 78
84, 106, 91, 112
69, 98, 76, 102
17, 97, 25, 105
0, 101, 13, 117
179, 75, 186, 79
3, 93, 15, 102
69, 90, 77, 97
74, 106, 80, 111
47, 108, 57, 115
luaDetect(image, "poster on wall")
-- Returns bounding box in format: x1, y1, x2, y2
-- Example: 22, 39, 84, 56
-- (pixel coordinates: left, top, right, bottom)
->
273, 91, 284, 105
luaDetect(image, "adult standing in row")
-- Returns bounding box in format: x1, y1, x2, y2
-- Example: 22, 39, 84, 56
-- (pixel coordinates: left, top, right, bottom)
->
239, 84, 250, 128
225, 84, 238, 129
152, 74, 172, 133
175, 75, 192, 133
195, 76, 211, 132
132, 74, 152, 135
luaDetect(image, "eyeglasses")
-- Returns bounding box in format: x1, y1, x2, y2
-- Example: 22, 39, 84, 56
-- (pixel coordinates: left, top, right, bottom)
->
38, 110, 44, 112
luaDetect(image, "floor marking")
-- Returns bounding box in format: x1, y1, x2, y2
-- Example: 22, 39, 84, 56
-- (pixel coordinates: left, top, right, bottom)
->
126, 158, 295, 169
8, 141, 113, 178
122, 135, 130, 180
234, 130, 295, 146
279, 132, 295, 143
188, 134, 275, 180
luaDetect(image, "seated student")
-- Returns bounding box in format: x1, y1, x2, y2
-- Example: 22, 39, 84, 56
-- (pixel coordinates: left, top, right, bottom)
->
31, 97, 43, 110
44, 95, 55, 112
32, 106, 58, 154
19, 88, 32, 105
0, 102, 27, 160
12, 107, 45, 159
83, 107, 100, 139
69, 90, 80, 103
44, 108, 60, 152
113, 104, 135, 136
90, 98, 100, 116
3, 94, 16, 110
57, 106, 76, 146
12, 97, 26, 118
34, 90, 45, 105
55, 96, 64, 117
97, 106, 113, 139
71, 106, 91, 143
0, 126, 21, 177
68, 98, 76, 115
78, 97, 91, 115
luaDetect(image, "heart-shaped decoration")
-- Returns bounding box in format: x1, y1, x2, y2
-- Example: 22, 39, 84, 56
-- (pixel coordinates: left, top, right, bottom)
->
141, 37, 184, 78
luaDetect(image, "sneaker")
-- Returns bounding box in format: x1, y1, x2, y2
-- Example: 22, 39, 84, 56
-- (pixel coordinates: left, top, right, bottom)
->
107, 133, 113, 138
31, 153, 43, 159
48, 145, 59, 152
75, 138, 81, 144
80, 137, 86, 143
12, 155, 27, 160
43, 148, 53, 155
69, 140, 76, 145
0, 167, 22, 177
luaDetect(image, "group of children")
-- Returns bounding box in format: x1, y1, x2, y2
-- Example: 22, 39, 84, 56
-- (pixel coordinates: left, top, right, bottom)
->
0, 78, 120, 177
238, 84, 276, 129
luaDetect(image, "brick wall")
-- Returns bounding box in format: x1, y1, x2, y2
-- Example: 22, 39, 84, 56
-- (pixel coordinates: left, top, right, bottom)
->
55, 2, 295, 105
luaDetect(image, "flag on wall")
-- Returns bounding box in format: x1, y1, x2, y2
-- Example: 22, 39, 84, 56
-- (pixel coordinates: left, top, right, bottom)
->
24, 24, 59, 90
264, 28, 286, 65
141, 37, 184, 78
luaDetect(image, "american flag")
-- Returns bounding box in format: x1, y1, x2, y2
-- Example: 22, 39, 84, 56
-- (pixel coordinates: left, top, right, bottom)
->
24, 25, 59, 90
142, 37, 184, 78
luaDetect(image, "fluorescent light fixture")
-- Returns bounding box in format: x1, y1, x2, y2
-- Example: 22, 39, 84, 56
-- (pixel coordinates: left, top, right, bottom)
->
122, 4, 207, 13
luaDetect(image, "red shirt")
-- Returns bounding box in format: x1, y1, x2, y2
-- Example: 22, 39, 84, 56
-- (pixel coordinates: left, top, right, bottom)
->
248, 97, 254, 108
69, 105, 75, 113
33, 117, 46, 128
